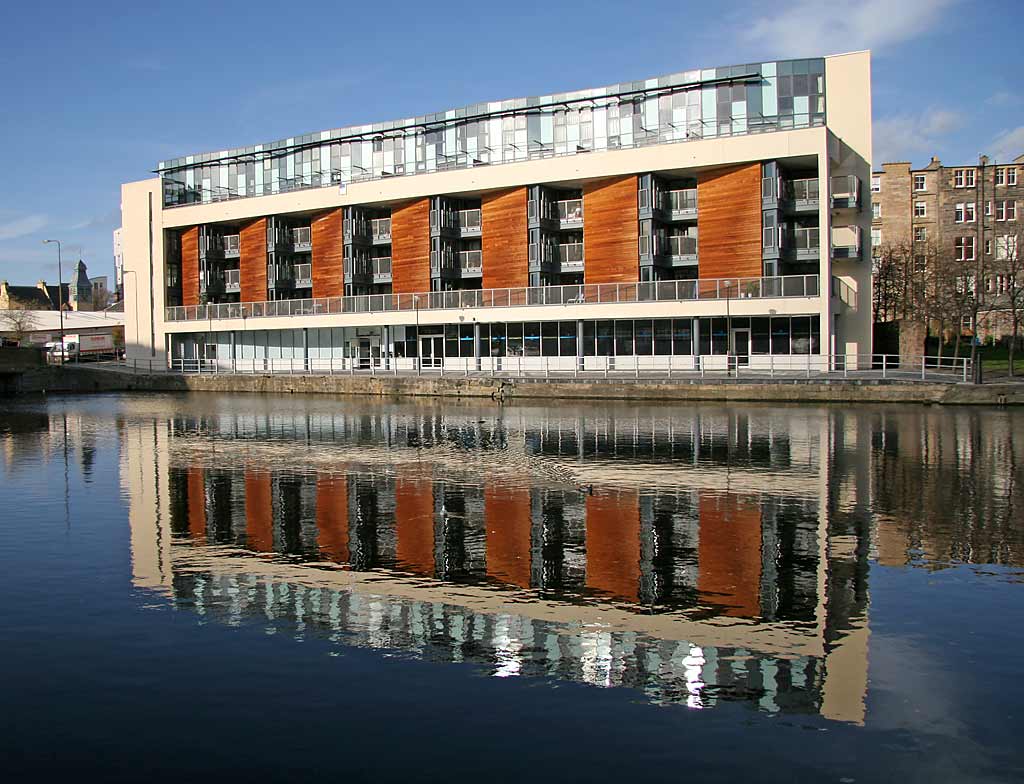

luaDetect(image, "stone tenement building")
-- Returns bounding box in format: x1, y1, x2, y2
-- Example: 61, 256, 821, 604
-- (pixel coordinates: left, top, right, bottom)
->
872, 154, 1022, 271
0, 260, 97, 312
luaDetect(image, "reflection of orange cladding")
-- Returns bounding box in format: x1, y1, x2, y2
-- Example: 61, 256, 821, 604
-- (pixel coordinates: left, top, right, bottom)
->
698, 493, 762, 617
484, 485, 532, 589
395, 472, 434, 577
585, 491, 641, 602
316, 475, 349, 563
244, 472, 273, 553
187, 466, 206, 541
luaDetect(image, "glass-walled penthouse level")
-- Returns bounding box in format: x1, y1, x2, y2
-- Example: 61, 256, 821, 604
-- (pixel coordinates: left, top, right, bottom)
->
159, 58, 827, 207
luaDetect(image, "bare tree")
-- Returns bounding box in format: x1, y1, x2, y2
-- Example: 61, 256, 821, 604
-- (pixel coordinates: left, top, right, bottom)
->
0, 307, 39, 345
989, 227, 1024, 376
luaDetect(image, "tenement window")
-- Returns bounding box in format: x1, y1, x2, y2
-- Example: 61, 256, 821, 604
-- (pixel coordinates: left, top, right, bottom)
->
872, 202, 881, 219
955, 202, 976, 222
955, 236, 976, 261
871, 176, 881, 193
954, 169, 976, 188
996, 235, 1019, 260
914, 227, 928, 242
871, 227, 882, 246
996, 200, 1017, 221
913, 174, 926, 191
914, 201, 927, 218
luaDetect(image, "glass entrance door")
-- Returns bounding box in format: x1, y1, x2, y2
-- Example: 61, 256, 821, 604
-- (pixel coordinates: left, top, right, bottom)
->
420, 336, 444, 368
732, 329, 751, 366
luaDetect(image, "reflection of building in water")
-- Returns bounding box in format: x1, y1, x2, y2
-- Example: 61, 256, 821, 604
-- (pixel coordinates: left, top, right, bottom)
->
122, 400, 874, 723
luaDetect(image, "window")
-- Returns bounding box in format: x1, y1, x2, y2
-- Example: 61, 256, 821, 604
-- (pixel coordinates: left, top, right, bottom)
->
872, 202, 881, 219
985, 239, 993, 256
955, 202, 976, 222
996, 200, 1017, 221
955, 236, 976, 261
913, 174, 926, 191
996, 235, 1019, 261
996, 168, 1005, 186
914, 226, 928, 242
871, 176, 881, 193
914, 201, 927, 218
954, 169, 976, 188
871, 227, 882, 246
914, 254, 927, 272
985, 201, 993, 217
1009, 168, 1018, 186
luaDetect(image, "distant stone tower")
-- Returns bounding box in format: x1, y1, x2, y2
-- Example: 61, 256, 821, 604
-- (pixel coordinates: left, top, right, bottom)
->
69, 260, 93, 311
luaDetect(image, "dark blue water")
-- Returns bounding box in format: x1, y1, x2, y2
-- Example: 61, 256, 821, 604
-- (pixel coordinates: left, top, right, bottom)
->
1, 393, 1022, 782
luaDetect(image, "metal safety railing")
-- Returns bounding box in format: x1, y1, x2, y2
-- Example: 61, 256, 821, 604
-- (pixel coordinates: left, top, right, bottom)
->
165, 274, 821, 322
107, 353, 973, 385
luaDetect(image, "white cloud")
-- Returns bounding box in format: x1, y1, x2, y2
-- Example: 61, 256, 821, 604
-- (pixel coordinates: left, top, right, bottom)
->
991, 126, 1024, 162
0, 214, 47, 241
743, 0, 955, 58
986, 91, 1021, 108
874, 107, 963, 165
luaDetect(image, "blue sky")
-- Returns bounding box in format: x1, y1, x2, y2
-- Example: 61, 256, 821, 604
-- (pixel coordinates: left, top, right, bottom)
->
0, 0, 1019, 286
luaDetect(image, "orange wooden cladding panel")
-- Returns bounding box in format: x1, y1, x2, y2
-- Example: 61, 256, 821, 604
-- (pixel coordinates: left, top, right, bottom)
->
696, 163, 762, 279
391, 198, 431, 294
187, 466, 206, 541
395, 471, 434, 576
312, 209, 344, 298
697, 492, 762, 617
484, 484, 532, 589
245, 471, 274, 553
481, 188, 528, 289
583, 175, 639, 284
316, 475, 349, 563
585, 490, 641, 602
239, 218, 267, 303
181, 226, 200, 306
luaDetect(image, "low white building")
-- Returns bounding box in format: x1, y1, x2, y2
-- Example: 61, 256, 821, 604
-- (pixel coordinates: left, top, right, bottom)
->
0, 309, 125, 347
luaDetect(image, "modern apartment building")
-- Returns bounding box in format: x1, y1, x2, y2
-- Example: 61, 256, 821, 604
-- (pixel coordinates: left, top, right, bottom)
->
120, 52, 872, 370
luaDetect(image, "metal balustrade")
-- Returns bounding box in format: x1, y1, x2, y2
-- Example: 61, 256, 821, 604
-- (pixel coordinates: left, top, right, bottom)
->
373, 257, 392, 277
558, 243, 584, 263
458, 209, 481, 232
292, 226, 312, 248
166, 274, 821, 322
665, 189, 698, 214
223, 234, 241, 254
459, 250, 483, 272
668, 235, 698, 257
223, 269, 241, 291
112, 353, 973, 385
294, 263, 312, 286
786, 178, 819, 204
371, 217, 391, 240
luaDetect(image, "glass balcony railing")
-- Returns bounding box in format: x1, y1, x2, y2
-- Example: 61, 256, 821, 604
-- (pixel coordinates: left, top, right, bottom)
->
373, 257, 392, 277
166, 274, 823, 323
557, 199, 583, 223
557, 243, 584, 265
294, 263, 312, 286
459, 250, 483, 272
787, 178, 820, 204
345, 258, 373, 277
665, 189, 697, 214
292, 227, 312, 249
223, 234, 241, 255
668, 235, 698, 257
223, 269, 241, 291
458, 209, 481, 232
787, 226, 821, 253
830, 175, 861, 208
831, 225, 862, 259
371, 218, 391, 240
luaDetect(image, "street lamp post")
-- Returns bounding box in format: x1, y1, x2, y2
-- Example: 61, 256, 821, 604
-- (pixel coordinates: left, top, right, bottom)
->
42, 240, 65, 363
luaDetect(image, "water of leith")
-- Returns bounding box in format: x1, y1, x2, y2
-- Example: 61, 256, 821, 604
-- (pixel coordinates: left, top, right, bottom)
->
1, 393, 1021, 782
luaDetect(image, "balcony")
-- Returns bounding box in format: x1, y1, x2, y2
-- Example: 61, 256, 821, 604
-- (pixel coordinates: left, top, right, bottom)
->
166, 274, 822, 323
782, 178, 820, 213
223, 268, 240, 293
556, 242, 584, 272
293, 262, 313, 287
667, 234, 698, 263
830, 175, 861, 209
459, 250, 483, 275
782, 226, 820, 261
343, 217, 369, 240
664, 189, 698, 219
371, 217, 391, 242
557, 199, 584, 227
831, 225, 862, 260
223, 234, 241, 258
373, 256, 392, 282
291, 227, 312, 252
268, 264, 294, 287
458, 209, 481, 235
345, 258, 373, 279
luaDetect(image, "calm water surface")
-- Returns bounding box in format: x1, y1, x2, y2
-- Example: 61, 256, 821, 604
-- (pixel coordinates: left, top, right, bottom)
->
1, 393, 1022, 782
